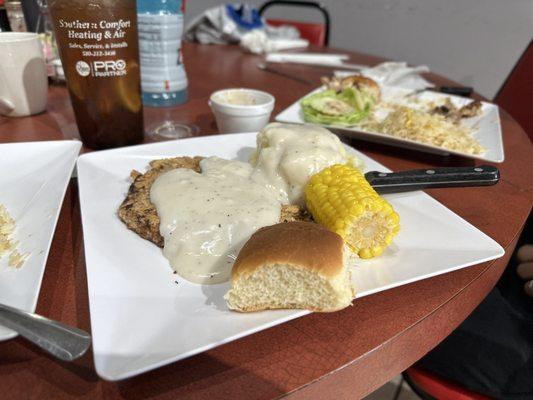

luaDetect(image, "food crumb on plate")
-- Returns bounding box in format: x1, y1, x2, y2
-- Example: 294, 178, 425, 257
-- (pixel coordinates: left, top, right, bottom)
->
8, 250, 28, 269
0, 204, 16, 257
0, 204, 29, 269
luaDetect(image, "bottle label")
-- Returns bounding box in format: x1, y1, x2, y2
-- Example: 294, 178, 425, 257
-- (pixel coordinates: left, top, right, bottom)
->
138, 12, 187, 94
138, 13, 183, 68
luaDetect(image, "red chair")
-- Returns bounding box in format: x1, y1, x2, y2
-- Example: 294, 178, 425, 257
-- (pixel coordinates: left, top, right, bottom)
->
259, 0, 330, 46
403, 367, 492, 400
494, 40, 533, 141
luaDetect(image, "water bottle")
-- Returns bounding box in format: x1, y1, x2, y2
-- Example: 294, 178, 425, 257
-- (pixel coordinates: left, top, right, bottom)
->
0, 0, 12, 31
137, 0, 188, 107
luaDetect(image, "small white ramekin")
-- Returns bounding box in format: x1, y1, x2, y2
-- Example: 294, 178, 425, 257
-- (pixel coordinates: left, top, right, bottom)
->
209, 88, 275, 134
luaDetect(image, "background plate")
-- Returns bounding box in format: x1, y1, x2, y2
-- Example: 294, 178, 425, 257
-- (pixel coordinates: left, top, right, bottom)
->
77, 133, 504, 381
275, 88, 504, 163
0, 140, 81, 340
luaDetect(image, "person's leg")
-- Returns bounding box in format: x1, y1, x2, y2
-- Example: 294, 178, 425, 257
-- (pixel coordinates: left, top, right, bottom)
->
416, 216, 533, 399
417, 287, 533, 399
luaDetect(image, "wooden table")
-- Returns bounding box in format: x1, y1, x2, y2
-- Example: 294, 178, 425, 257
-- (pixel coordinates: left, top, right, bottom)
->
0, 43, 531, 400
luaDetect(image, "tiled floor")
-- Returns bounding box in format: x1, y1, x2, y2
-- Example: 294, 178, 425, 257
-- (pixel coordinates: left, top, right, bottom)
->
363, 375, 420, 400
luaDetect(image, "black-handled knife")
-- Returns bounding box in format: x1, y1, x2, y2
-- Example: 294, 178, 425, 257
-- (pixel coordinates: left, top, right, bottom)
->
407, 86, 474, 98
438, 86, 474, 97
365, 165, 500, 194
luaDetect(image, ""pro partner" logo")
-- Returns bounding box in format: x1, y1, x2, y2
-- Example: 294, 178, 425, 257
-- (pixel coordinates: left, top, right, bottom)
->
75, 59, 127, 77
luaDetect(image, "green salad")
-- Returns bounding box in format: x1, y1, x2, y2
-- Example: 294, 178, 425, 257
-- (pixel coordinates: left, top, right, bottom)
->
301, 87, 377, 126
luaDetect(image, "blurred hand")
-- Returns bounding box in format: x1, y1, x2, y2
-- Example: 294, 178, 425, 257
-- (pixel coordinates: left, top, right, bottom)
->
517, 244, 533, 298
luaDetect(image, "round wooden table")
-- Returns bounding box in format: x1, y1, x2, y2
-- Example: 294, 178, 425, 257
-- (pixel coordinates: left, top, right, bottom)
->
0, 43, 531, 400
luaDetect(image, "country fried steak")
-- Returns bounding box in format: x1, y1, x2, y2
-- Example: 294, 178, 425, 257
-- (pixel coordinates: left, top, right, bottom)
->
118, 156, 311, 247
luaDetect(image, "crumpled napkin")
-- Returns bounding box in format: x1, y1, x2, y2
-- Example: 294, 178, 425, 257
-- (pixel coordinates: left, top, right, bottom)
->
185, 3, 304, 51
185, 4, 260, 45
240, 30, 308, 54
335, 61, 434, 91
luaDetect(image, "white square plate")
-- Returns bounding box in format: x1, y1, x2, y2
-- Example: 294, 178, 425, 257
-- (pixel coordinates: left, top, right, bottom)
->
276, 88, 504, 163
77, 133, 504, 381
0, 140, 81, 341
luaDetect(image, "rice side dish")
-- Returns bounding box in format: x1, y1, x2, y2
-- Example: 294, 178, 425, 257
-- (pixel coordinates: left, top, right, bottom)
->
362, 105, 485, 155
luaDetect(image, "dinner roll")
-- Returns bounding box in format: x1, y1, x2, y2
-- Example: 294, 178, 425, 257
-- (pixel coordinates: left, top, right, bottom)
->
224, 222, 355, 312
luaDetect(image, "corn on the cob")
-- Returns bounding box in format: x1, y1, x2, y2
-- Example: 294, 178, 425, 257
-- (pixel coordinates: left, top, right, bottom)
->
305, 164, 400, 259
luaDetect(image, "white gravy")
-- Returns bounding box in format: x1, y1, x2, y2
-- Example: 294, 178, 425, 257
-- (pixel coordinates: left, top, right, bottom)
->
150, 157, 281, 285
251, 123, 350, 205
150, 123, 354, 285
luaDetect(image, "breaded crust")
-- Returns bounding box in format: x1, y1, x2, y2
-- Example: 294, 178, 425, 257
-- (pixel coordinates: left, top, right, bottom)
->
321, 74, 381, 102
118, 157, 311, 247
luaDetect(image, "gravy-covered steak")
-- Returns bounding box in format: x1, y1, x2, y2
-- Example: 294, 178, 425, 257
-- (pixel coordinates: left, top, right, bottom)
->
118, 156, 310, 247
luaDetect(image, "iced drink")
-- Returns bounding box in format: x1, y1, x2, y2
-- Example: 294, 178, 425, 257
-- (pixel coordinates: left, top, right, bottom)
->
49, 0, 143, 149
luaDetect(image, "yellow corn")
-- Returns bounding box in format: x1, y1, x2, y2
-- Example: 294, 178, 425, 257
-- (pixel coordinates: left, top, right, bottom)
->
305, 164, 400, 259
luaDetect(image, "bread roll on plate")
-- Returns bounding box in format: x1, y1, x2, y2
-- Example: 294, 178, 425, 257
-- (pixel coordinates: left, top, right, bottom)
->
224, 222, 355, 312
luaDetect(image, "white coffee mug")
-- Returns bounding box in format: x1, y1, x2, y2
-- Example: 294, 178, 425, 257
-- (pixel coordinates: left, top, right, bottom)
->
0, 32, 48, 117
